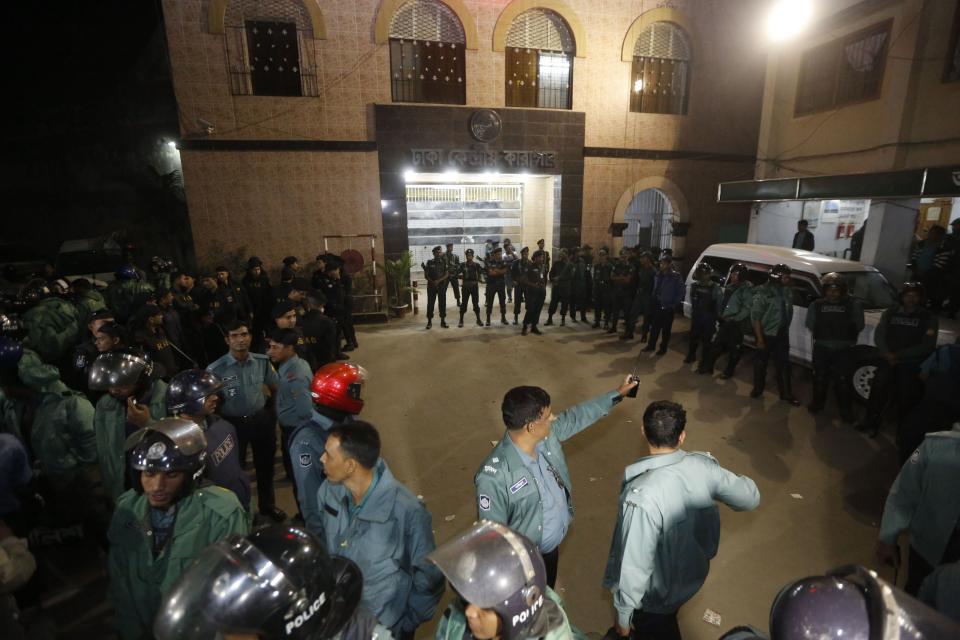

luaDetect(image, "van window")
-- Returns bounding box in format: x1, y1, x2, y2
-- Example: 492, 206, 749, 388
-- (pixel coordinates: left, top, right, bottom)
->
789, 273, 819, 308
700, 256, 735, 283
844, 271, 898, 310
745, 269, 768, 287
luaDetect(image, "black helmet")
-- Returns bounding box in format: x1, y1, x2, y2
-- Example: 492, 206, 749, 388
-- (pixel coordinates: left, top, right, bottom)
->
465, 248, 475, 256
728, 263, 749, 280
115, 265, 141, 281
770, 565, 959, 640
900, 281, 925, 303
126, 417, 207, 481
821, 272, 847, 294
428, 521, 550, 640
166, 369, 224, 416
769, 264, 791, 281
87, 348, 154, 390
154, 525, 362, 640
20, 279, 50, 306
694, 262, 714, 277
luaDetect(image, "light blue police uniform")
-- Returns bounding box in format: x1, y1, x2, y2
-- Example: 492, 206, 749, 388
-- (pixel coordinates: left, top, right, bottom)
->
206, 352, 278, 417
276, 355, 313, 428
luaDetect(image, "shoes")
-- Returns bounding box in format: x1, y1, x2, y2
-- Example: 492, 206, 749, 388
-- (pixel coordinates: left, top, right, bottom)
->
781, 395, 801, 407
458, 319, 464, 327
545, 318, 554, 326
259, 507, 288, 523
501, 315, 509, 325
605, 327, 616, 334
531, 326, 542, 335
571, 317, 579, 323
513, 316, 519, 325
440, 320, 449, 328
750, 388, 763, 399
485, 320, 491, 326
342, 344, 355, 352
426, 321, 432, 329
350, 340, 359, 349
477, 319, 484, 327
560, 317, 566, 326
521, 325, 528, 336
641, 346, 656, 353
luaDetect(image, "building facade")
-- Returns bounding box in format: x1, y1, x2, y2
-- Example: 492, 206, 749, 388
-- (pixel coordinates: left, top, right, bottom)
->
161, 0, 766, 274
728, 0, 960, 282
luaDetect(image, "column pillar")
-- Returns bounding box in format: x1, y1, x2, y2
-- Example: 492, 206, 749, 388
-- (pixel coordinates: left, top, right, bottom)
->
860, 199, 918, 285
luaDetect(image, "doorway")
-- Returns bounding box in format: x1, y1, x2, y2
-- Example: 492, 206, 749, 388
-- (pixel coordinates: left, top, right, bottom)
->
624, 188, 674, 251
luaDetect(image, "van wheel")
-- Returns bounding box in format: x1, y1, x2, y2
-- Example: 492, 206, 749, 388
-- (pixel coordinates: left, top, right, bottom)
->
849, 346, 882, 404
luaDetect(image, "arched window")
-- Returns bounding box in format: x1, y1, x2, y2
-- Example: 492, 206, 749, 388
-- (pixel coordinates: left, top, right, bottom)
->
630, 22, 690, 115
389, 0, 467, 104
223, 0, 319, 96
505, 9, 575, 109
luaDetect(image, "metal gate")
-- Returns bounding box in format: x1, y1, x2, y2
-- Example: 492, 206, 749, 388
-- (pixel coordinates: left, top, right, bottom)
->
406, 183, 523, 278
624, 188, 674, 251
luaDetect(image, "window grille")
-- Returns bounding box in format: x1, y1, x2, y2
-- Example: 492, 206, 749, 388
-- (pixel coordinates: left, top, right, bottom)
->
389, 1, 466, 104
630, 22, 690, 115
222, 0, 318, 96
795, 20, 891, 115
504, 9, 574, 109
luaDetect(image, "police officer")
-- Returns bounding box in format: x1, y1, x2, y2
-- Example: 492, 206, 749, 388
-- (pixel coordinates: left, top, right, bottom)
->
545, 249, 573, 327
69, 277, 107, 329
458, 249, 484, 328
805, 273, 864, 421
424, 246, 450, 330
429, 521, 579, 640
132, 304, 179, 379
105, 265, 155, 325
88, 348, 169, 500
216, 266, 253, 322
569, 247, 589, 323
503, 243, 517, 304
313, 421, 444, 639
267, 328, 313, 511
750, 264, 800, 405
444, 243, 461, 309
877, 422, 960, 596
71, 309, 115, 397
623, 252, 655, 341
207, 319, 286, 522
483, 246, 508, 326
522, 251, 548, 336
604, 401, 760, 639
283, 255, 303, 273
703, 264, 754, 379
511, 246, 530, 325
476, 375, 638, 589
537, 239, 551, 274
108, 418, 250, 640
641, 254, 684, 356
166, 369, 251, 510
592, 248, 612, 330
301, 288, 339, 367
322, 266, 357, 353
20, 278, 81, 367
684, 262, 722, 370
289, 363, 366, 534
154, 524, 389, 640
242, 256, 273, 350
608, 250, 637, 335
857, 282, 938, 437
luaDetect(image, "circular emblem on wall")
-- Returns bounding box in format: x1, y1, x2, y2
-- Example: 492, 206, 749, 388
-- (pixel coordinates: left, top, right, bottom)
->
470, 109, 502, 143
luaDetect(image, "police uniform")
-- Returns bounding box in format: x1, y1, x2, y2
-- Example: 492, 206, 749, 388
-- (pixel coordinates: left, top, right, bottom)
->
242, 271, 274, 349
511, 256, 530, 324
300, 307, 338, 368
502, 251, 517, 303
522, 261, 547, 332
200, 414, 250, 510
750, 282, 795, 400
805, 294, 864, 420
73, 289, 107, 328
476, 391, 622, 587
458, 259, 485, 327
685, 279, 723, 369
134, 326, 179, 380
443, 250, 461, 307
313, 459, 444, 638
104, 280, 155, 325
569, 254, 589, 323
22, 296, 81, 366
603, 450, 760, 632
546, 257, 573, 326
608, 259, 637, 334
862, 305, 938, 435
625, 263, 656, 339
288, 410, 345, 533
107, 485, 250, 640
424, 252, 449, 326
705, 280, 754, 377
879, 424, 960, 595
643, 267, 685, 355
94, 381, 168, 500
276, 354, 313, 508
484, 254, 509, 325
592, 257, 613, 328
207, 351, 280, 514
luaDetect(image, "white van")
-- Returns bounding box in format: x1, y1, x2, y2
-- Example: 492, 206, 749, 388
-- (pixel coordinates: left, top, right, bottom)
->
683, 244, 956, 401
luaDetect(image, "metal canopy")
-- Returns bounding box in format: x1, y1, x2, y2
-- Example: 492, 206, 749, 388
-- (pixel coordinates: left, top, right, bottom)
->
717, 165, 960, 203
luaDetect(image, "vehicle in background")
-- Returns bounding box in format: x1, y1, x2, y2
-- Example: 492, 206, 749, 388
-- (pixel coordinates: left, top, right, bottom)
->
0, 242, 48, 280
683, 244, 956, 402
56, 233, 124, 286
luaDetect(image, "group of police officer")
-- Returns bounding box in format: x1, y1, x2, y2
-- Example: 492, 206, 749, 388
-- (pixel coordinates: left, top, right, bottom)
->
1, 242, 959, 639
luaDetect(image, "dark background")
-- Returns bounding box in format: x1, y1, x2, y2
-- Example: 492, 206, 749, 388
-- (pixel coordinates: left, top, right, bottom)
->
1, 0, 195, 271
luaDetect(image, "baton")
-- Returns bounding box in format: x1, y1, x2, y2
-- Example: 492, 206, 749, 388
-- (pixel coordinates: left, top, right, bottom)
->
168, 340, 198, 368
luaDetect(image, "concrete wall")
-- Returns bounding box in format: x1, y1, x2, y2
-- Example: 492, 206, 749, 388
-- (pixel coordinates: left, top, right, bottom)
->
161, 0, 765, 265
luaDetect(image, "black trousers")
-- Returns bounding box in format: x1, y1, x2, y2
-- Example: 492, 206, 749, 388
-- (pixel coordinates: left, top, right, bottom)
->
448, 276, 460, 303
707, 320, 745, 374
647, 307, 676, 350
569, 288, 588, 318
226, 408, 277, 512
594, 285, 611, 324
627, 295, 652, 336
513, 284, 526, 317
541, 547, 559, 589
460, 284, 481, 315
864, 360, 923, 431
485, 282, 506, 316
752, 329, 792, 395
630, 610, 681, 640
524, 288, 546, 327
427, 283, 448, 319
811, 344, 853, 418
548, 287, 570, 317
687, 313, 717, 362
610, 291, 634, 330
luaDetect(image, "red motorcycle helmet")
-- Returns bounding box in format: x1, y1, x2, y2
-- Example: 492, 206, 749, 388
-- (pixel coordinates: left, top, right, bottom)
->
310, 363, 367, 414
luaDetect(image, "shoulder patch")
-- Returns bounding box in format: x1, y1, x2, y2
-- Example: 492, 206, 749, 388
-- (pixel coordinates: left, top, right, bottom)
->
909, 448, 921, 464
299, 453, 312, 467
483, 465, 498, 475
478, 494, 492, 511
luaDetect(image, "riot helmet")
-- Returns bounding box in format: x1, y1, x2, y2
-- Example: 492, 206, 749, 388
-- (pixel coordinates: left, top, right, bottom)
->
166, 369, 224, 416
154, 525, 362, 640
127, 417, 207, 481
821, 272, 848, 295
769, 264, 792, 282
87, 348, 154, 391
310, 363, 367, 415
694, 262, 714, 278
899, 281, 926, 305
0, 336, 23, 368
728, 263, 749, 282
427, 521, 551, 640
115, 265, 141, 281
769, 565, 959, 639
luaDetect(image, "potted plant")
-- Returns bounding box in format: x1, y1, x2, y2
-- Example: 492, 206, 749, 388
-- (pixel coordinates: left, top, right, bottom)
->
383, 250, 414, 317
